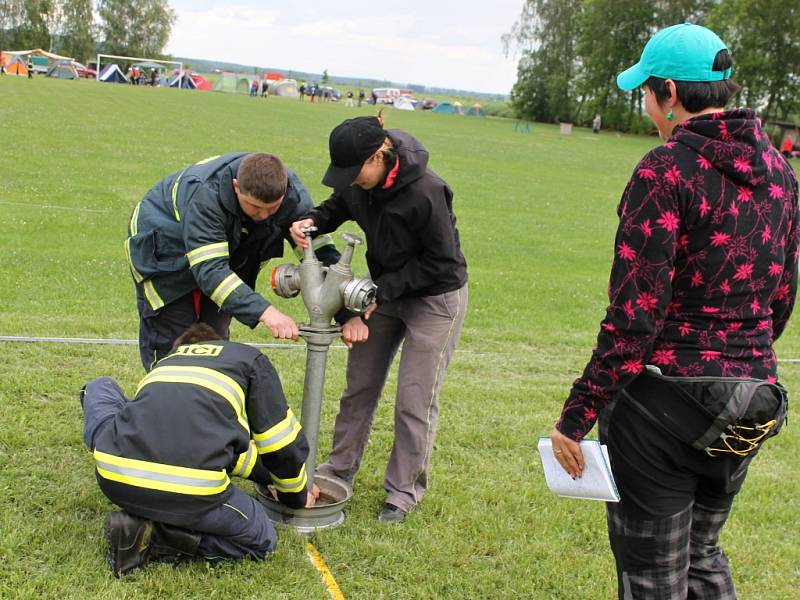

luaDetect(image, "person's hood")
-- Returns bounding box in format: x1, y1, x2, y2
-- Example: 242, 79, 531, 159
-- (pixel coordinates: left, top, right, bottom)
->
671, 108, 776, 186
374, 129, 429, 196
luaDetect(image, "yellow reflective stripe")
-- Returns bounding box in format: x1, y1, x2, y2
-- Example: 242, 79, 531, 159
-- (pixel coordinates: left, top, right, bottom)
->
232, 441, 258, 478
270, 463, 307, 493
186, 242, 229, 267
128, 201, 141, 236
143, 280, 164, 310
171, 172, 183, 221
124, 238, 144, 283
253, 409, 301, 454
94, 449, 230, 496
195, 155, 221, 165
137, 366, 249, 432
210, 273, 244, 307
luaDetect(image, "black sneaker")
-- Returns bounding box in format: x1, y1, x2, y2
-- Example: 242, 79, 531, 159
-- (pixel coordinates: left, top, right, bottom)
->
377, 503, 406, 523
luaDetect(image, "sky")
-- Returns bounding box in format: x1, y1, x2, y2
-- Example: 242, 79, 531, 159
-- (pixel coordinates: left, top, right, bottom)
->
165, 0, 525, 95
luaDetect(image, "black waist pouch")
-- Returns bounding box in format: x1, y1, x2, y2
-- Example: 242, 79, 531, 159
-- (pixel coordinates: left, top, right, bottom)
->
622, 367, 788, 457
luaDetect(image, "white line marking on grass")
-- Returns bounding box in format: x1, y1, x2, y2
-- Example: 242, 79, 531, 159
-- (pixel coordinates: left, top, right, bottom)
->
306, 542, 346, 600
0, 200, 111, 213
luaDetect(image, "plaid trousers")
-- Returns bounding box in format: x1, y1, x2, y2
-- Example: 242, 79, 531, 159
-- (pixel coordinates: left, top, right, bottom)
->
600, 396, 748, 600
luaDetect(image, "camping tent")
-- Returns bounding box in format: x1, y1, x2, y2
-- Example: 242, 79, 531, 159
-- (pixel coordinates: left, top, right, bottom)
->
393, 96, 416, 111
47, 60, 79, 79
190, 73, 213, 91
268, 79, 298, 97
432, 101, 464, 115
3, 54, 28, 76
170, 71, 196, 89
212, 72, 251, 94
466, 103, 486, 117
98, 63, 128, 83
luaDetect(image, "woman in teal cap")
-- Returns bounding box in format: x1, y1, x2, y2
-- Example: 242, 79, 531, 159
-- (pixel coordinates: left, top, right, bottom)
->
551, 23, 798, 598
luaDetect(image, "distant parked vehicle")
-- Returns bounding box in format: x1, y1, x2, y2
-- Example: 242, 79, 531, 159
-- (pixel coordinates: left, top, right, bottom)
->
319, 86, 341, 101
73, 62, 96, 78
372, 87, 401, 104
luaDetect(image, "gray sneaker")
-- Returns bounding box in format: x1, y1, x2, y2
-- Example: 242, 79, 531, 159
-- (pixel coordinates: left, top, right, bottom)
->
377, 503, 406, 523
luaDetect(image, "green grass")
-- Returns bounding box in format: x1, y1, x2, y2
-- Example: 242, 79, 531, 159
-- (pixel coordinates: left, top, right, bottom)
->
1, 76, 798, 599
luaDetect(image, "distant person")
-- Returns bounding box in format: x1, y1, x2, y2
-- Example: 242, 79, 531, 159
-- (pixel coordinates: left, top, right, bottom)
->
309, 84, 316, 103
345, 90, 354, 107
250, 79, 258, 97
781, 135, 794, 158
592, 113, 602, 134
1, 62, 6, 76
261, 79, 269, 98
80, 322, 319, 577
150, 68, 157, 87
370, 90, 377, 105
550, 23, 796, 599
290, 114, 468, 524
27, 58, 33, 78
316, 86, 323, 103
298, 83, 306, 100
358, 88, 365, 107
124, 152, 339, 370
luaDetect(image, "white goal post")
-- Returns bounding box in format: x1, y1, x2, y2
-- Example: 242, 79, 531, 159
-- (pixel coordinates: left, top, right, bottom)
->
95, 53, 183, 81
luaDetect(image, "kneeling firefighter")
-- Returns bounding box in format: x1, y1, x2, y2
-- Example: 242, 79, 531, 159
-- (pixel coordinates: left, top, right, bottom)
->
80, 323, 318, 577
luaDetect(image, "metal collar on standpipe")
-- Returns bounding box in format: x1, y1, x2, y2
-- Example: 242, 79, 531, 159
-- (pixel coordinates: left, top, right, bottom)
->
259, 231, 376, 530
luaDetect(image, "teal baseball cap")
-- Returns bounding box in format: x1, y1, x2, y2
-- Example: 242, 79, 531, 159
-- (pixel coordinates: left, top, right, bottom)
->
617, 23, 731, 91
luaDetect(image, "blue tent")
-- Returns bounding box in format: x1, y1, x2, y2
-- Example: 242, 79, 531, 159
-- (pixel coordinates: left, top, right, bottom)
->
432, 101, 464, 115
98, 63, 128, 83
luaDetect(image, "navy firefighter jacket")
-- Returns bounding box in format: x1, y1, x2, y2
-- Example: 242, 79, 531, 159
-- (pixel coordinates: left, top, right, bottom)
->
125, 153, 337, 327
92, 340, 309, 525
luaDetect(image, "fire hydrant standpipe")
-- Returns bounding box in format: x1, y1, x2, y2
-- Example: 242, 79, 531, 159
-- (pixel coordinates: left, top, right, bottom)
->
257, 230, 376, 531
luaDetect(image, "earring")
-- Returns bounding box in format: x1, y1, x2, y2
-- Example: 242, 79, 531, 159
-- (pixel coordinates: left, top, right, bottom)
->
667, 110, 674, 121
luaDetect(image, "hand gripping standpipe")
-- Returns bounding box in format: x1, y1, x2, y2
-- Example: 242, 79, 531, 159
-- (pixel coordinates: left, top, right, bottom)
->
259, 229, 376, 531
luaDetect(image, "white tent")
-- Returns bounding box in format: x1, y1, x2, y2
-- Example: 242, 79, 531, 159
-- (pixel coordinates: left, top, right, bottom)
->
393, 96, 416, 111
98, 63, 129, 83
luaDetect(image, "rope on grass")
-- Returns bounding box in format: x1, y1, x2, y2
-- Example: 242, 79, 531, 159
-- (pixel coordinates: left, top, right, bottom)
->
306, 542, 346, 600
0, 200, 112, 213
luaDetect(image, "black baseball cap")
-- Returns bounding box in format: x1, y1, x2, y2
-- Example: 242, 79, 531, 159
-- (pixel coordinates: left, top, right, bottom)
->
322, 116, 386, 190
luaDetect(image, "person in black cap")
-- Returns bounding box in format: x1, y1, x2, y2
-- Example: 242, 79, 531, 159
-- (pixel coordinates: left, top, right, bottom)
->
290, 114, 468, 523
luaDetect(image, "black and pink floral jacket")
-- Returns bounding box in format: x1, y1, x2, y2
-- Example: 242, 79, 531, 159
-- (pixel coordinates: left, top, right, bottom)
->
558, 109, 799, 441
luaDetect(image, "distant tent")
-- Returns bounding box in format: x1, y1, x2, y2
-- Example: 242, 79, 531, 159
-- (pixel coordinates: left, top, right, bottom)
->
47, 60, 79, 80
98, 63, 128, 83
212, 72, 236, 93
264, 72, 284, 81
190, 73, 213, 91
466, 103, 486, 117
268, 78, 298, 97
3, 54, 28, 76
432, 101, 464, 115
169, 71, 196, 89
393, 96, 416, 111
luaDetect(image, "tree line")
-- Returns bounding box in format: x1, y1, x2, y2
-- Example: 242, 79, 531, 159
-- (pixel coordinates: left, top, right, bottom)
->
503, 0, 800, 133
0, 0, 175, 64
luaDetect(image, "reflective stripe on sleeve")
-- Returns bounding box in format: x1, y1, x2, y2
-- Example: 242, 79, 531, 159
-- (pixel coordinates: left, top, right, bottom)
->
171, 172, 183, 221
124, 238, 144, 283
210, 273, 244, 307
232, 441, 258, 478
128, 201, 141, 236
270, 463, 307, 493
94, 449, 230, 496
186, 242, 229, 267
253, 409, 301, 454
143, 280, 165, 310
137, 366, 249, 432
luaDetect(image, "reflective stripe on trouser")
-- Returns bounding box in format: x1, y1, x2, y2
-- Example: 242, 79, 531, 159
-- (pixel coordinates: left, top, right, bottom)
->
80, 377, 275, 560
135, 284, 231, 371
318, 284, 467, 512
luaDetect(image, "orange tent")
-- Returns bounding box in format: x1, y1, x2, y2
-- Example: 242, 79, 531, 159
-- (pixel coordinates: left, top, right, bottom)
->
3, 54, 28, 76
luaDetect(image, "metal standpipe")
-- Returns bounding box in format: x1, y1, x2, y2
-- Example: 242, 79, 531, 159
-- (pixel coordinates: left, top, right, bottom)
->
257, 230, 376, 532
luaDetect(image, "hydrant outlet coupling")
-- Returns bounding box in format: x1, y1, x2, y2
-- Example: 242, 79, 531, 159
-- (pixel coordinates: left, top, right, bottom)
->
271, 264, 301, 298
343, 277, 377, 313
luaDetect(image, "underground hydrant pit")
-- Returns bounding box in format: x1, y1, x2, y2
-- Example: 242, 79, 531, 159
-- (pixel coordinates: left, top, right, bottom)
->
256, 474, 352, 532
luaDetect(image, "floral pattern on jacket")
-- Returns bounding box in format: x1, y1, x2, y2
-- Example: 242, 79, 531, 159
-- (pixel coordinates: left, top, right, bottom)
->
558, 109, 800, 441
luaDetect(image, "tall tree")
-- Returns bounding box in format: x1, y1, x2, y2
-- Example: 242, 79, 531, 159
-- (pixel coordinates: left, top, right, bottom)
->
708, 0, 800, 121
503, 0, 583, 123
58, 0, 95, 61
96, 0, 175, 58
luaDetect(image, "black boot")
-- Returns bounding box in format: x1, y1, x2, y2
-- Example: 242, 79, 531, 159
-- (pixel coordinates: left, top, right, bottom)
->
104, 511, 201, 577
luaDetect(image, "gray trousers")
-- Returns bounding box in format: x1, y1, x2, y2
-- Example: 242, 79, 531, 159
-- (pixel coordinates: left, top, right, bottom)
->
319, 285, 467, 512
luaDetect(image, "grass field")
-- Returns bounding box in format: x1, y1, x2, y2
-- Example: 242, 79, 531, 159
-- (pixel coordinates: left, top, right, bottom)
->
1, 76, 798, 599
